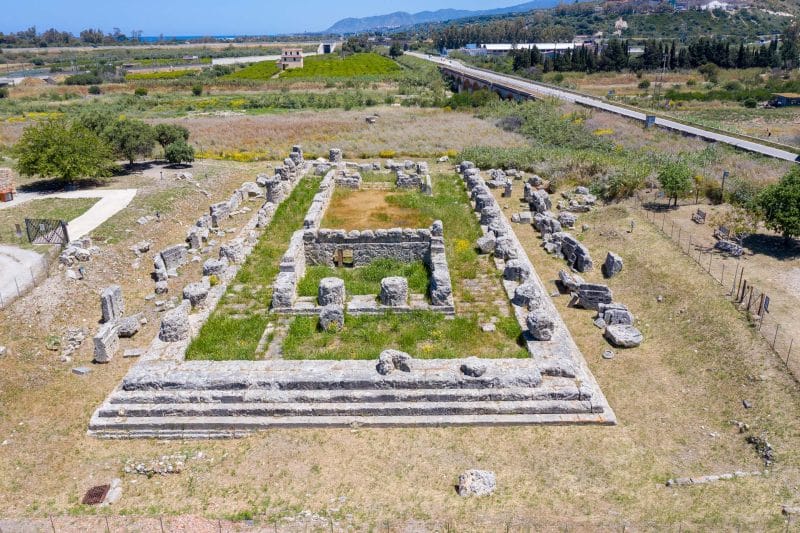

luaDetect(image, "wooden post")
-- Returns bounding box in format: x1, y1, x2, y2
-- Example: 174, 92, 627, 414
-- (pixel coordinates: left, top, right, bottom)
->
788, 338, 794, 366
773, 323, 780, 349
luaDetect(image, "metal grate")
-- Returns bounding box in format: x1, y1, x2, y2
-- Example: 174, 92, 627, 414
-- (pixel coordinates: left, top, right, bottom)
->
81, 484, 110, 505
24, 218, 69, 245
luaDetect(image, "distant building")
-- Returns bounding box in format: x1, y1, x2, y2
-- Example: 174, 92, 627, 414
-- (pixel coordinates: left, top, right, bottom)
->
279, 48, 304, 70
771, 93, 800, 107
318, 42, 337, 54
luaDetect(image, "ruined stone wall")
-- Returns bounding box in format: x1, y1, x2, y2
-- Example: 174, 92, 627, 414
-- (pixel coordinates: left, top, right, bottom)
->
304, 228, 431, 267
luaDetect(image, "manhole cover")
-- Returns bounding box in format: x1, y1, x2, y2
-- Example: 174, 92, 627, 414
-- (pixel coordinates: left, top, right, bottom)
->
81, 484, 110, 505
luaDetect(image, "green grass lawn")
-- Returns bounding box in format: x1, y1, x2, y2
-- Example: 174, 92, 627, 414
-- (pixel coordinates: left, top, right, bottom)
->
282, 311, 526, 360
223, 60, 281, 81
279, 53, 400, 79
297, 259, 429, 297
0, 198, 97, 246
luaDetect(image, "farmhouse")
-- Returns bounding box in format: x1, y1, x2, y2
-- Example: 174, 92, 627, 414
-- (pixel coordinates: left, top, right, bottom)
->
279, 48, 304, 70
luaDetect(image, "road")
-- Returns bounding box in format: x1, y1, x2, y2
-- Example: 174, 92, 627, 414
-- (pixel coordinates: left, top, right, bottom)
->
409, 52, 799, 164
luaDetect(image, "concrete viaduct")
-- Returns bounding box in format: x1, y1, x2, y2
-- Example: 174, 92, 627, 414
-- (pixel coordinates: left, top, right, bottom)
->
409, 52, 800, 164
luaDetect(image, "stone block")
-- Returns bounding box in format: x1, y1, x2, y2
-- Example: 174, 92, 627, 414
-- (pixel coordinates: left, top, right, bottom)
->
318, 277, 345, 306
329, 148, 343, 163
577, 284, 613, 311
319, 304, 344, 331
376, 349, 412, 375
202, 258, 228, 276
513, 282, 543, 310
93, 322, 119, 363
604, 324, 643, 348
183, 280, 210, 308
379, 277, 408, 307
526, 310, 555, 341
460, 357, 487, 378
160, 245, 188, 271
458, 470, 496, 497
219, 239, 246, 264
117, 314, 143, 338
598, 302, 634, 325
159, 301, 190, 343
602, 252, 624, 278
100, 285, 124, 323
530, 189, 552, 214
503, 259, 531, 282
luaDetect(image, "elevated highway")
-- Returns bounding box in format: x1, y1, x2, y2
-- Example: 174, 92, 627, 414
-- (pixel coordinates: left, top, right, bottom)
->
408, 52, 799, 164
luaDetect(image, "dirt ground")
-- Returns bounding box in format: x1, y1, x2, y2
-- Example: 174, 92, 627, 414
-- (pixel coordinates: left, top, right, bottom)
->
637, 199, 800, 376
2, 106, 800, 529
321, 189, 428, 230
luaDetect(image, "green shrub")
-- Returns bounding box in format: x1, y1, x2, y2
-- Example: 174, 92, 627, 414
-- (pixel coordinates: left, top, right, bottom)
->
703, 179, 723, 204
743, 97, 757, 108
686, 78, 697, 86
164, 139, 195, 165
87, 85, 101, 95
64, 73, 102, 85
724, 80, 743, 91
638, 79, 651, 89
191, 84, 203, 96
134, 87, 148, 97
0, 87, 8, 99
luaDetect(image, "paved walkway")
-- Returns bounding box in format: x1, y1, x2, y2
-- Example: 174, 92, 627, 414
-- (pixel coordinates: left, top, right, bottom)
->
0, 188, 137, 240
0, 244, 44, 307
410, 53, 800, 164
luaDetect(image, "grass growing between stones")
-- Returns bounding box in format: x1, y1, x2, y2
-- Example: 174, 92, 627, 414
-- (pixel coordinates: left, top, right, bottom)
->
296, 259, 429, 297
0, 198, 98, 246
282, 311, 527, 360
185, 175, 322, 361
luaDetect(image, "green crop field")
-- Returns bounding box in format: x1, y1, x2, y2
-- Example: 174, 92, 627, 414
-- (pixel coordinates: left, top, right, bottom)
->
125, 69, 198, 80
279, 53, 400, 79
223, 60, 281, 81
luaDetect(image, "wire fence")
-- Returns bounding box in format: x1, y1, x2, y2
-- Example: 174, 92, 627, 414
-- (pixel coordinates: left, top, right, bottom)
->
635, 198, 797, 381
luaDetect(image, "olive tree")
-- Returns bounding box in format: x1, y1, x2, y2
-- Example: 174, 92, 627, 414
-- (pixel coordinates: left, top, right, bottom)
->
658, 161, 693, 207
103, 118, 155, 166
13, 119, 114, 183
757, 167, 800, 244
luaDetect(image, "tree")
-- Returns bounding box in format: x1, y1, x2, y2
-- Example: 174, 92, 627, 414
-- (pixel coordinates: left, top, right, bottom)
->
757, 168, 800, 244
191, 84, 203, 96
103, 119, 155, 166
658, 161, 693, 207
76, 108, 115, 135
164, 139, 195, 165
781, 23, 799, 70
389, 42, 403, 58
13, 119, 114, 182
153, 123, 190, 152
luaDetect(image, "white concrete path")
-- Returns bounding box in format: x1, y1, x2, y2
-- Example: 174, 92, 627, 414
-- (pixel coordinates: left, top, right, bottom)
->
0, 244, 45, 308
0, 189, 137, 240
410, 52, 800, 164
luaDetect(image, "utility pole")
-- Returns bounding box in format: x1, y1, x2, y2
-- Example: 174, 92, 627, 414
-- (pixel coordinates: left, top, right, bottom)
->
720, 170, 729, 200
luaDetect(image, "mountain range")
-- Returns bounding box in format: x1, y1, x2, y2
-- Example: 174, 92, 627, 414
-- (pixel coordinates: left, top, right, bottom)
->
324, 1, 563, 34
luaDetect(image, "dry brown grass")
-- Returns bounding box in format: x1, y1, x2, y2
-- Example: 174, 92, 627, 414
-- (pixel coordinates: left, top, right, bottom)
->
182, 106, 528, 159
1, 108, 800, 528
321, 189, 428, 230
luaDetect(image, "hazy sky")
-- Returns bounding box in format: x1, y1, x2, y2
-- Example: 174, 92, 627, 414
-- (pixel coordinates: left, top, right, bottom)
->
3, 0, 526, 36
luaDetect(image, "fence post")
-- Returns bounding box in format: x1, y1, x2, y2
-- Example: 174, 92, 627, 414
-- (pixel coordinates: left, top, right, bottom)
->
708, 253, 712, 273
662, 212, 666, 231
721, 264, 725, 286
788, 338, 794, 366
670, 220, 674, 238
15, 277, 21, 297
774, 324, 780, 349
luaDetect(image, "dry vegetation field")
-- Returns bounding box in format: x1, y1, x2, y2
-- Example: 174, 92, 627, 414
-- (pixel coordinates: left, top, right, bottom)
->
1, 98, 800, 528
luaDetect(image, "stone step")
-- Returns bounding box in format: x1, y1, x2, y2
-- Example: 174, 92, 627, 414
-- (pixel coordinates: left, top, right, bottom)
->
107, 384, 589, 405
88, 412, 615, 438
96, 399, 600, 419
